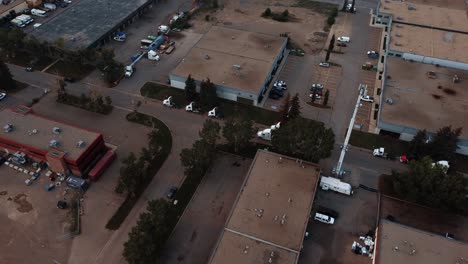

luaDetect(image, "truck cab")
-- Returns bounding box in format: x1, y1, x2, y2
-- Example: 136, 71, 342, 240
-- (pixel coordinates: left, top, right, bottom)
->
124, 65, 134, 78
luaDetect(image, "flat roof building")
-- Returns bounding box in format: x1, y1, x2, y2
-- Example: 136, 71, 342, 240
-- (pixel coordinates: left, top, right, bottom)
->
208, 150, 320, 264
31, 0, 154, 50
0, 106, 108, 177
170, 26, 288, 106
373, 220, 468, 264
367, 0, 468, 154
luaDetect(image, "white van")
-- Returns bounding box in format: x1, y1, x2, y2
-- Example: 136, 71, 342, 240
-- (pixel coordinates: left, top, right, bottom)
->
337, 36, 350, 43
314, 213, 335, 224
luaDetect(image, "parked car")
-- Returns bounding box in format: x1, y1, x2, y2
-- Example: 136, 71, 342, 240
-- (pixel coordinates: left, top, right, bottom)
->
309, 90, 322, 99
310, 83, 324, 90
337, 36, 350, 42
360, 95, 374, 103
167, 187, 178, 199
25, 67, 33, 72
319, 62, 330, 68
270, 88, 284, 97
337, 42, 347, 47
0, 93, 6, 100
367, 51, 379, 59
269, 92, 281, 100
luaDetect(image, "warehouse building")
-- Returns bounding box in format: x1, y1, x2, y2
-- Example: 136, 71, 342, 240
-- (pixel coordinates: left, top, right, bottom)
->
368, 0, 468, 154
170, 26, 288, 106
0, 106, 112, 178
373, 219, 468, 264
31, 0, 157, 50
208, 150, 320, 264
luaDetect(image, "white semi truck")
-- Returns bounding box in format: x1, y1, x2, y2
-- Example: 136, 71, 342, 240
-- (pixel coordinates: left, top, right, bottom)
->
257, 122, 281, 141
16, 14, 34, 25
319, 176, 353, 195
31, 9, 47, 17
11, 18, 25, 28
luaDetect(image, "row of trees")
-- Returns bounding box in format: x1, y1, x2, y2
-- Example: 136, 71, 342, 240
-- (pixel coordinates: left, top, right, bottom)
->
123, 119, 221, 264
392, 157, 467, 214
184, 75, 218, 110
408, 126, 461, 163
0, 27, 123, 84
56, 80, 113, 114
115, 129, 165, 197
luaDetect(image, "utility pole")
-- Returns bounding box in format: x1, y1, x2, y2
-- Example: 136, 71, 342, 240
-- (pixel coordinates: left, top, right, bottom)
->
333, 84, 367, 176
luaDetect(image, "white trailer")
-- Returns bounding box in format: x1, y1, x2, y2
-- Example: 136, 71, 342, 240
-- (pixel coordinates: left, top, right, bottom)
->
320, 176, 353, 195
16, 15, 34, 25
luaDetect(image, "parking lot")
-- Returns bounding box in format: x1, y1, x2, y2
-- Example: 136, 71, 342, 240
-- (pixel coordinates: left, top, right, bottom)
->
0, 164, 73, 264
300, 189, 378, 264
355, 27, 382, 132
160, 153, 251, 264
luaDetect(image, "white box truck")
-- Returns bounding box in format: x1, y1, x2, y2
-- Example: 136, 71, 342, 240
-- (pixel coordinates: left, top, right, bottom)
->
31, 9, 47, 17
16, 15, 34, 25
43, 3, 57, 10
320, 176, 353, 195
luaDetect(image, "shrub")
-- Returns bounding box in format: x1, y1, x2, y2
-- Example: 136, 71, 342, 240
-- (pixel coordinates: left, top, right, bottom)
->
205, 14, 210, 21
262, 7, 272, 17
327, 16, 335, 26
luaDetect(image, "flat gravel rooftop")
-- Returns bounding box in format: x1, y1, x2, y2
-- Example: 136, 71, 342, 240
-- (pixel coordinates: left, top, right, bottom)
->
31, 0, 149, 50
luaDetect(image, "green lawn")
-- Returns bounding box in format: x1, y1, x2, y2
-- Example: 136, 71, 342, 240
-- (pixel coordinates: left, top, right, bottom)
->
140, 82, 280, 125
46, 60, 95, 80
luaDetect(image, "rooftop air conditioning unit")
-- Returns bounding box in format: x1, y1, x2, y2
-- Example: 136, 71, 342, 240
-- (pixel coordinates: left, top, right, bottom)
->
408, 6, 416, 10
76, 140, 85, 148
396, 24, 403, 28
3, 124, 13, 133
395, 42, 402, 46
396, 33, 401, 37
52, 127, 61, 134
49, 139, 60, 148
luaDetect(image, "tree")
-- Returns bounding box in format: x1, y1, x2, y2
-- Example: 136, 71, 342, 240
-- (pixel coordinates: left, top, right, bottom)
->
180, 139, 214, 175
262, 7, 272, 17
222, 115, 255, 153
288, 93, 301, 119
271, 118, 335, 162
184, 74, 197, 101
328, 34, 335, 53
326, 16, 335, 27
323, 90, 330, 106
391, 157, 467, 214
279, 94, 291, 123
115, 152, 145, 197
199, 119, 221, 148
0, 60, 16, 90
325, 47, 331, 62
123, 199, 172, 264
428, 126, 461, 162
199, 78, 217, 110
408, 129, 428, 160
282, 9, 289, 18
105, 96, 112, 106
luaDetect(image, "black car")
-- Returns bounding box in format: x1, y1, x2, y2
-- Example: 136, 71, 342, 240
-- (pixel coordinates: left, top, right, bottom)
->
0, 156, 5, 165
25, 67, 33, 72
269, 93, 280, 100
270, 88, 284, 97
167, 187, 178, 200
337, 42, 347, 47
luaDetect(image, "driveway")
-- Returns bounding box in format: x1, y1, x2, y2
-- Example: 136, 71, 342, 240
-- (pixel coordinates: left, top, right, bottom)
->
160, 153, 251, 264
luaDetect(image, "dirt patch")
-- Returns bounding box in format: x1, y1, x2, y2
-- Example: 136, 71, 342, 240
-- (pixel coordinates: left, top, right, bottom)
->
189, 0, 329, 53
13, 194, 33, 213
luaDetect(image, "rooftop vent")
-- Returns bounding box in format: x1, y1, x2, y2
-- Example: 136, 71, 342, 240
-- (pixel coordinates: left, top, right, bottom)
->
396, 24, 403, 28
232, 65, 241, 70
76, 140, 85, 148
407, 6, 416, 10
49, 139, 60, 148
52, 127, 61, 134
395, 33, 401, 37
395, 42, 401, 46
204, 54, 210, 60
28, 129, 38, 135
396, 16, 403, 20
3, 124, 13, 133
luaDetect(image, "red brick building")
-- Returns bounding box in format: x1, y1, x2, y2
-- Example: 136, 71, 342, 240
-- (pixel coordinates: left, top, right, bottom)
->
0, 106, 108, 177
